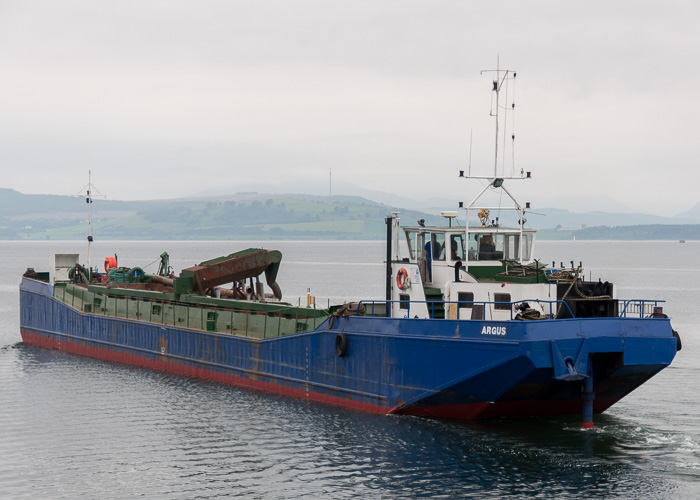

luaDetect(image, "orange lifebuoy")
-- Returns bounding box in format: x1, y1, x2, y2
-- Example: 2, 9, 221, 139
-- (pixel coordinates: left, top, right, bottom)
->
396, 268, 409, 290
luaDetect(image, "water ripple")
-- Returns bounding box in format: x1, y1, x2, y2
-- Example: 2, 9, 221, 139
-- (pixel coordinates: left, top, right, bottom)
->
2, 240, 700, 498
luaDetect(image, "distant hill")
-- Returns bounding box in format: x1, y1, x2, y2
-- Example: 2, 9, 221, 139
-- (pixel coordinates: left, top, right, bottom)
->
0, 188, 147, 215
527, 208, 699, 230
0, 190, 442, 240
573, 224, 700, 240
538, 225, 700, 241
674, 201, 700, 221
1, 188, 700, 240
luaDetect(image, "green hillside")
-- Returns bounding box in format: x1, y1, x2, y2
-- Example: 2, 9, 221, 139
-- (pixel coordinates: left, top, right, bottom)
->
1, 191, 442, 240
4, 189, 698, 241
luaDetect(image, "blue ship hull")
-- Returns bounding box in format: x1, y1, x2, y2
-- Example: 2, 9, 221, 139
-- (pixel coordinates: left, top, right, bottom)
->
19, 277, 678, 419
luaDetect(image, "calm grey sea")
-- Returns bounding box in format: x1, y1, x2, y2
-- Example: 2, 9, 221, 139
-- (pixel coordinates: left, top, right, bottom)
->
1, 239, 698, 499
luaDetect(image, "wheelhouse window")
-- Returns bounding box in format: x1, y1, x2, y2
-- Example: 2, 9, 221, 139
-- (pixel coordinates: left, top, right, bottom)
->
413, 229, 533, 262
504, 233, 533, 261
450, 234, 466, 261
405, 230, 418, 259
399, 293, 410, 310
412, 231, 445, 261
521, 233, 532, 261
469, 233, 505, 261
468, 233, 478, 260
432, 233, 446, 261
418, 232, 428, 259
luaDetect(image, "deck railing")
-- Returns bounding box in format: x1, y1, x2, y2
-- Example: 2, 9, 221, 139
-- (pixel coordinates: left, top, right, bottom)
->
359, 298, 666, 320
360, 299, 573, 320
618, 299, 667, 318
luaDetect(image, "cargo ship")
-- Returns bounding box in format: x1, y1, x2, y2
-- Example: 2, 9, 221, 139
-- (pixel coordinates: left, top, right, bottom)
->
19, 68, 680, 426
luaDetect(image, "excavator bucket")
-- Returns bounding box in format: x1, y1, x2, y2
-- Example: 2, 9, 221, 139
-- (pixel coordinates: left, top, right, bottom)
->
177, 248, 283, 299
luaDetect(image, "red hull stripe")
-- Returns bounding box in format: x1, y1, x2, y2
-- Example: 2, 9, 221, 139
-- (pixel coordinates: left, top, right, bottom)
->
20, 330, 389, 415
393, 396, 620, 418
20, 329, 612, 419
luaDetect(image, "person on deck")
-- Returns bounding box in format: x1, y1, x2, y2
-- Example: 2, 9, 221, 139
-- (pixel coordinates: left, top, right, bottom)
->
423, 240, 431, 281
450, 235, 465, 261
423, 238, 442, 281
478, 234, 497, 260
480, 235, 495, 253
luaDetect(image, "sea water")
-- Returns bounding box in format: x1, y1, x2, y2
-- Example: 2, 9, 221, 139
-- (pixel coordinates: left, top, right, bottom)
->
0, 240, 698, 498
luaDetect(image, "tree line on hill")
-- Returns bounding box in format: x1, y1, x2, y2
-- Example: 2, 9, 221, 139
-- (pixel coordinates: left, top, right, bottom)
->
1, 188, 700, 240
571, 224, 700, 240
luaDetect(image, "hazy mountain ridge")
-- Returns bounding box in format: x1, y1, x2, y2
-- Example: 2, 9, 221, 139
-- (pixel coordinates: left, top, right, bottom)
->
674, 201, 700, 220
0, 189, 441, 240
1, 188, 699, 240
530, 208, 699, 229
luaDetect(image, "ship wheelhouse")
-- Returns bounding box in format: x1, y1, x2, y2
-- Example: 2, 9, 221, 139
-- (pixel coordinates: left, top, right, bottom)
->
389, 220, 546, 321
403, 226, 536, 267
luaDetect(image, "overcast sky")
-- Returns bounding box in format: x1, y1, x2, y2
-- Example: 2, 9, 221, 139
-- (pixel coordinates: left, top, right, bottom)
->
1, 1, 698, 215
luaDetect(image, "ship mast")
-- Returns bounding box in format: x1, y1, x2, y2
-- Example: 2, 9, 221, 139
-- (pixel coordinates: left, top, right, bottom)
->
483, 55, 516, 178
492, 56, 501, 178
461, 61, 530, 272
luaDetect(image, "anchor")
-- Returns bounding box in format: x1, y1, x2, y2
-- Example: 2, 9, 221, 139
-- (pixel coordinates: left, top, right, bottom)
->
550, 342, 594, 428
551, 342, 587, 382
